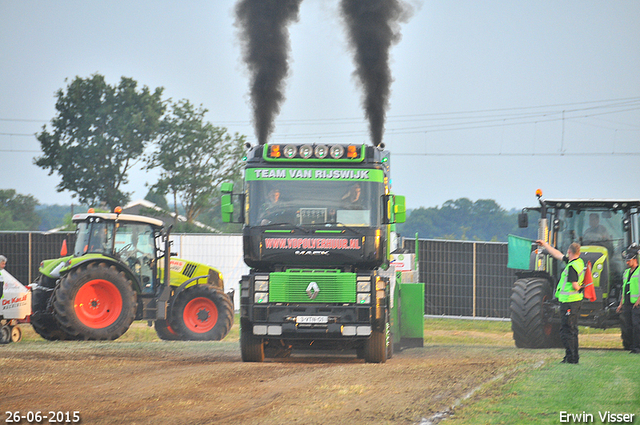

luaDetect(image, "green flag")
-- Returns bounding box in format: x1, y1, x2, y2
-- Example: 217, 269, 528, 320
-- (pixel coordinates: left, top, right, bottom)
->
507, 234, 534, 270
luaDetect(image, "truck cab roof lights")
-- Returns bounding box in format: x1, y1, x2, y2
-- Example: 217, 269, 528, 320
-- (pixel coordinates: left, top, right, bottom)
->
283, 144, 296, 158
329, 145, 345, 159
314, 144, 328, 158
269, 144, 282, 158
299, 144, 313, 159
346, 145, 358, 158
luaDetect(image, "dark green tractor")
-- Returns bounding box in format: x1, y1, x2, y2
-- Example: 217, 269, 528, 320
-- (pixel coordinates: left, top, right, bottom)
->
510, 191, 640, 348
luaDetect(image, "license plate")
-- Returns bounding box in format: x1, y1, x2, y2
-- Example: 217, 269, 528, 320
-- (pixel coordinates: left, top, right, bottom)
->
296, 315, 328, 324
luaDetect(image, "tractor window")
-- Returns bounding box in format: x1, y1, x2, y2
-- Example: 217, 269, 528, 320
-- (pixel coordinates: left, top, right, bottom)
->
115, 223, 156, 292
74, 221, 114, 255
556, 209, 626, 276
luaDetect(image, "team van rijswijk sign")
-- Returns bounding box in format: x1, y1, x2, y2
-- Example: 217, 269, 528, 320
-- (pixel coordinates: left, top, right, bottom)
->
247, 168, 383, 181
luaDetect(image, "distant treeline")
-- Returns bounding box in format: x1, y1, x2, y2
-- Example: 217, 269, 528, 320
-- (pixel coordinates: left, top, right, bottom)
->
397, 198, 538, 242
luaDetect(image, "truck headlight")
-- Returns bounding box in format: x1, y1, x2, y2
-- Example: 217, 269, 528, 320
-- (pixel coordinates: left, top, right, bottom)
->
357, 280, 371, 292
255, 280, 269, 292
357, 293, 371, 304
255, 292, 269, 304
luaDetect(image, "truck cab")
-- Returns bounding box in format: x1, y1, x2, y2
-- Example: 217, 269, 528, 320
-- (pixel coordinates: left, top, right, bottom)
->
222, 143, 407, 362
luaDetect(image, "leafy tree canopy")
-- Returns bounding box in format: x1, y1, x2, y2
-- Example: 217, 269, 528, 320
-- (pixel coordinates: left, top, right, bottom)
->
147, 100, 246, 224
398, 197, 531, 242
0, 189, 41, 230
35, 74, 165, 210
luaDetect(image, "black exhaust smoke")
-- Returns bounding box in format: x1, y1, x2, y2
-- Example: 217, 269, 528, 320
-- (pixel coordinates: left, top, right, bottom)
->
340, 0, 413, 147
235, 0, 303, 145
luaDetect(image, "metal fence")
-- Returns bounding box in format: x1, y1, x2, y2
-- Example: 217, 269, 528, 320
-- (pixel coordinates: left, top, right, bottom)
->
404, 239, 515, 318
1, 232, 516, 318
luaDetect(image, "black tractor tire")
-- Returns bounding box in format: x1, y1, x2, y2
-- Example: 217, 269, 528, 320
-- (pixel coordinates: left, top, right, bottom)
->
30, 278, 77, 341
364, 316, 389, 363
240, 318, 265, 362
510, 277, 560, 348
0, 325, 10, 344
154, 319, 182, 341
169, 284, 234, 341
53, 262, 137, 340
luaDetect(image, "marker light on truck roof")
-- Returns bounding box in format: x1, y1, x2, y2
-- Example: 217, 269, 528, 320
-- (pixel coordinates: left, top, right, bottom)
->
269, 144, 282, 158
346, 145, 358, 158
314, 144, 328, 158
330, 144, 344, 159
299, 144, 313, 159
283, 144, 296, 158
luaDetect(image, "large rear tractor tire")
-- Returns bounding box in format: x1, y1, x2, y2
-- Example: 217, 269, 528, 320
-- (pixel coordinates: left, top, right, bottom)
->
30, 276, 77, 341
240, 318, 264, 362
510, 277, 560, 348
169, 284, 234, 341
53, 262, 137, 340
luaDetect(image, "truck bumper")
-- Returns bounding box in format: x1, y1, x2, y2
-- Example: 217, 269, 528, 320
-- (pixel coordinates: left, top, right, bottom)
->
247, 304, 376, 339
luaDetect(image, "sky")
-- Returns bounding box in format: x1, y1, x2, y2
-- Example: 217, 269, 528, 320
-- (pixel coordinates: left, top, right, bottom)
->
1, 0, 639, 211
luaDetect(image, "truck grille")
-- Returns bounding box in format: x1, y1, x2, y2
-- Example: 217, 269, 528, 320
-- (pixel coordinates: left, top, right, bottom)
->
269, 270, 356, 303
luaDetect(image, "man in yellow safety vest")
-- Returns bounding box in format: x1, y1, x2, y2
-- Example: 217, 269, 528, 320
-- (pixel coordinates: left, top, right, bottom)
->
536, 240, 585, 364
617, 243, 640, 354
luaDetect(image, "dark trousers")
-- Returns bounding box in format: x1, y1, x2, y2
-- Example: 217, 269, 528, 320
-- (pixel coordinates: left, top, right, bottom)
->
560, 301, 581, 363
620, 303, 640, 353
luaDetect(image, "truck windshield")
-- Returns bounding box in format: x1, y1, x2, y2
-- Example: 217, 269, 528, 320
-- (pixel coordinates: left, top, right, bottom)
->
247, 180, 382, 227
555, 208, 626, 275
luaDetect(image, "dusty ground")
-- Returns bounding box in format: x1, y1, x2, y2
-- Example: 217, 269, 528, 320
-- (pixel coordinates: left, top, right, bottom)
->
1, 324, 560, 425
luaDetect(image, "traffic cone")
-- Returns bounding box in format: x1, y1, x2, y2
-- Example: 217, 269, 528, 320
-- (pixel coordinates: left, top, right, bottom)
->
60, 239, 68, 256
583, 261, 596, 302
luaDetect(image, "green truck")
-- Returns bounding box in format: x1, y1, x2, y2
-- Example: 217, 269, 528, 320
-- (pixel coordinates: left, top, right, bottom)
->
222, 142, 424, 362
31, 209, 234, 341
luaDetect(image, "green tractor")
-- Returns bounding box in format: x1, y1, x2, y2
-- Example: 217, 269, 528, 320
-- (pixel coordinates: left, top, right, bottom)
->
510, 191, 640, 348
30, 208, 234, 341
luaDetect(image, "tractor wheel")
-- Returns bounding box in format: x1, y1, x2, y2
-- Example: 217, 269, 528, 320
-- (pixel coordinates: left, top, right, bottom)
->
364, 315, 389, 363
510, 277, 559, 348
240, 317, 264, 362
0, 325, 10, 344
153, 319, 182, 341
169, 284, 234, 341
10, 325, 22, 343
53, 262, 137, 340
30, 278, 77, 341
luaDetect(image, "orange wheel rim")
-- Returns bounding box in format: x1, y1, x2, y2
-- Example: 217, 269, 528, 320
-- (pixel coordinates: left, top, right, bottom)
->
183, 297, 218, 333
74, 279, 123, 328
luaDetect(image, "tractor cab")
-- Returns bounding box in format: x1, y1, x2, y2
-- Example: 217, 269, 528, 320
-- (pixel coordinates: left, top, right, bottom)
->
520, 198, 640, 310
71, 210, 165, 294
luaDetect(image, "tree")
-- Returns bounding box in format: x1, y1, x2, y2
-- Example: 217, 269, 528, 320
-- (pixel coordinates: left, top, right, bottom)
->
147, 100, 246, 224
35, 74, 165, 209
398, 198, 519, 242
0, 189, 41, 230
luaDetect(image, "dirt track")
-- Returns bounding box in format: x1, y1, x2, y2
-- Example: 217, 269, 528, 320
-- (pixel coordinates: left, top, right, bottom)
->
0, 323, 556, 425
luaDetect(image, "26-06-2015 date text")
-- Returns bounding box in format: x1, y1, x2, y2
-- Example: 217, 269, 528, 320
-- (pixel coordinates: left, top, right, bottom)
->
5, 411, 80, 424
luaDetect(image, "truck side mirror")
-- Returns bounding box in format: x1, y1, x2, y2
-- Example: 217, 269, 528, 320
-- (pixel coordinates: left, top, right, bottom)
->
394, 195, 406, 223
518, 212, 529, 228
382, 194, 405, 224
221, 182, 234, 194
221, 194, 234, 223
